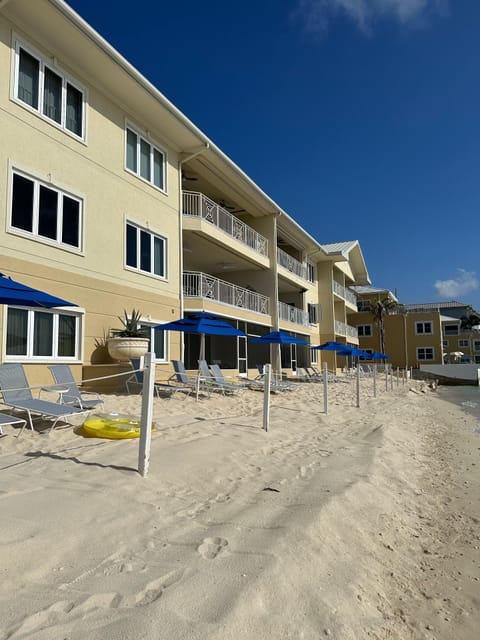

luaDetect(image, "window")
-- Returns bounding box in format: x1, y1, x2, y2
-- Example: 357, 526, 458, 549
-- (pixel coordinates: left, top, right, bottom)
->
6, 307, 80, 360
140, 323, 168, 362
14, 41, 85, 139
10, 170, 82, 250
443, 324, 459, 336
474, 340, 480, 352
443, 340, 449, 348
416, 347, 434, 361
458, 339, 469, 348
306, 262, 315, 283
307, 303, 319, 324
311, 347, 318, 365
126, 221, 167, 278
125, 126, 166, 190
416, 321, 432, 335
357, 300, 371, 312
357, 324, 372, 337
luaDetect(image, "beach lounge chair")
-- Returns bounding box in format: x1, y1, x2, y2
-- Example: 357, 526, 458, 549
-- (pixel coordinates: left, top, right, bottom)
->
0, 363, 85, 433
48, 364, 104, 410
255, 364, 295, 392
0, 412, 28, 437
198, 360, 238, 395
296, 367, 320, 383
126, 359, 191, 399
170, 360, 210, 397
205, 363, 245, 394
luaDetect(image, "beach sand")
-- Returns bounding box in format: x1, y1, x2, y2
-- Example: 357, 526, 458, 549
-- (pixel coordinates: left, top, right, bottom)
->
0, 376, 479, 639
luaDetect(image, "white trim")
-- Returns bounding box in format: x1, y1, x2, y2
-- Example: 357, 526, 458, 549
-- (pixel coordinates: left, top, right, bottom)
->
416, 346, 435, 361
124, 217, 168, 281
11, 34, 87, 143
124, 120, 168, 194
415, 321, 433, 335
7, 164, 84, 255
3, 305, 84, 363
140, 319, 169, 364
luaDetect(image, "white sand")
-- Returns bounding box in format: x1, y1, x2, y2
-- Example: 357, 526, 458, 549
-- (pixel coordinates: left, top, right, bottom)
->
1, 376, 479, 639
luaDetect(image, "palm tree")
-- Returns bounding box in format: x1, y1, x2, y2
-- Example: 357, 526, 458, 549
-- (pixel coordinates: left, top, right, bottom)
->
460, 312, 480, 331
371, 298, 402, 355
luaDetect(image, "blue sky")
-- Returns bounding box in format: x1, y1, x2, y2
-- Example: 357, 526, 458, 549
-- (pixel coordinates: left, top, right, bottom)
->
68, 0, 479, 311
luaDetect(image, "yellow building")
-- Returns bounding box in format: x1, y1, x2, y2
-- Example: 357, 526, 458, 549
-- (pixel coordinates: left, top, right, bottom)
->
0, 0, 370, 388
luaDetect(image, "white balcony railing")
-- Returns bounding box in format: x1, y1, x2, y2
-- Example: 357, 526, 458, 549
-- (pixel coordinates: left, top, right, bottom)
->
335, 320, 358, 339
278, 301, 309, 327
333, 281, 358, 308
183, 191, 268, 257
276, 247, 307, 280
183, 271, 269, 315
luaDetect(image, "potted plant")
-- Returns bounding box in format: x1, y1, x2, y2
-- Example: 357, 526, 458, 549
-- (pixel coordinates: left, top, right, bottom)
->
107, 309, 150, 362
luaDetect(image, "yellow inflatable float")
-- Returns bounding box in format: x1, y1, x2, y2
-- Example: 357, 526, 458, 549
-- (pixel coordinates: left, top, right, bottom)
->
81, 413, 154, 439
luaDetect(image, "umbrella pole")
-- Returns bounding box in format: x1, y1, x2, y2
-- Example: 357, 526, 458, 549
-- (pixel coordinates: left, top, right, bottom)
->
199, 333, 205, 362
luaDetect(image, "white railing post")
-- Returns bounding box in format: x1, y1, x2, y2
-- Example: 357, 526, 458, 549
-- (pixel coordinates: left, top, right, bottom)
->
356, 364, 360, 408
323, 362, 328, 414
138, 352, 155, 478
263, 364, 271, 431
373, 363, 377, 397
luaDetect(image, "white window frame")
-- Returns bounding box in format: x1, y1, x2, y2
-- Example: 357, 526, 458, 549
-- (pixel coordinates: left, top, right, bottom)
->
139, 321, 169, 363
357, 300, 371, 312
307, 303, 319, 325
12, 37, 87, 141
311, 347, 318, 365
8, 167, 84, 253
416, 321, 433, 335
4, 306, 83, 362
474, 340, 480, 352
125, 219, 168, 280
443, 324, 459, 336
458, 339, 469, 348
357, 324, 372, 337
416, 346, 435, 361
306, 262, 315, 283
125, 123, 167, 193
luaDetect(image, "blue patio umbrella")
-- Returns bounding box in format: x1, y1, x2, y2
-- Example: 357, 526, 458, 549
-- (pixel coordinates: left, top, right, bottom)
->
312, 341, 346, 351
369, 352, 391, 360
157, 312, 246, 361
0, 273, 77, 308
336, 347, 372, 358
250, 330, 309, 345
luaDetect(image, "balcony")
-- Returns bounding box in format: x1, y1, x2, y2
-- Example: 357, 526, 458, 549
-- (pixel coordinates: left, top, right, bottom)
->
333, 281, 358, 308
278, 301, 309, 327
335, 320, 358, 339
276, 247, 308, 281
183, 271, 270, 315
183, 191, 268, 257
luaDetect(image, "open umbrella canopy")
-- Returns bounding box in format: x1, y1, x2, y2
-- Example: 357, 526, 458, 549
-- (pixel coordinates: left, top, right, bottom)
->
159, 312, 246, 337
312, 341, 346, 351
0, 273, 77, 308
336, 346, 372, 358
369, 352, 391, 360
157, 312, 246, 362
250, 330, 309, 345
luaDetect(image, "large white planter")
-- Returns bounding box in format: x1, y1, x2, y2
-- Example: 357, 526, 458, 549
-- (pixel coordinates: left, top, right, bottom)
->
107, 337, 150, 362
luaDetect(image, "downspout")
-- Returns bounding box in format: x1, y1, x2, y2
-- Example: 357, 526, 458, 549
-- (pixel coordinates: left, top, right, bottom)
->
177, 144, 209, 357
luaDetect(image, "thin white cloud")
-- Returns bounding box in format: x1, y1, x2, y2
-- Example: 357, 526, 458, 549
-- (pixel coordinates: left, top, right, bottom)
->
434, 269, 479, 299
293, 0, 449, 35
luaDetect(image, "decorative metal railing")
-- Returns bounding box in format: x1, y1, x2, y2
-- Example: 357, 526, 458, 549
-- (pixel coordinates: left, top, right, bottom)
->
183, 191, 268, 257
276, 247, 307, 280
183, 271, 270, 315
333, 281, 358, 307
335, 320, 358, 339
278, 301, 309, 326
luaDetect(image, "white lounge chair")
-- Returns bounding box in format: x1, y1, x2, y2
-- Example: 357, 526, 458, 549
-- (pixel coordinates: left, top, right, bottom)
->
0, 363, 85, 433
0, 412, 28, 437
126, 359, 191, 399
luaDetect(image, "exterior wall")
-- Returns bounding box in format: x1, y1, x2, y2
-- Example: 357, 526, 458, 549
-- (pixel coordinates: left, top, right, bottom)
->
0, 11, 181, 376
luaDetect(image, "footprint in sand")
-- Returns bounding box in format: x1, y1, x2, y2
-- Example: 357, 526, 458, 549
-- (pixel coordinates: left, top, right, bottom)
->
197, 536, 229, 559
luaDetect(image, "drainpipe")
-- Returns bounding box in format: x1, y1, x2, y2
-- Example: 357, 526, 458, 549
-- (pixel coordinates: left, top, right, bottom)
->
177, 144, 209, 356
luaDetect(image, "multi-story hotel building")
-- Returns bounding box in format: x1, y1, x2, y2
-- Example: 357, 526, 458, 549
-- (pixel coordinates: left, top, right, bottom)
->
0, 0, 371, 388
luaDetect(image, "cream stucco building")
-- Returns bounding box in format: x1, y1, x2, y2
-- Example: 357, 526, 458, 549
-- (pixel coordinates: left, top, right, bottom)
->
0, 0, 371, 389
